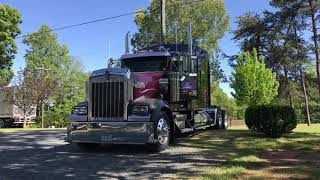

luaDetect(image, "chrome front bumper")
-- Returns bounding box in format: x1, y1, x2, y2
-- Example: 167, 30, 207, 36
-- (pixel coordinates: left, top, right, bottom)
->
67, 120, 156, 144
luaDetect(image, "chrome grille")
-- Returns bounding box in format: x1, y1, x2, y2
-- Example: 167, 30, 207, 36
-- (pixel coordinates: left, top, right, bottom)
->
91, 81, 125, 119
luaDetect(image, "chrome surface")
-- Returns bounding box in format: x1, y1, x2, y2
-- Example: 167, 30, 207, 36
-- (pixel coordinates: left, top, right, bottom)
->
88, 74, 133, 121
157, 118, 170, 145
128, 115, 151, 122
67, 121, 155, 144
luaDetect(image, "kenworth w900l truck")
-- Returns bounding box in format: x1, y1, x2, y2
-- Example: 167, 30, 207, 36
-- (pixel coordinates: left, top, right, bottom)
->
67, 23, 228, 151
66, 43, 228, 151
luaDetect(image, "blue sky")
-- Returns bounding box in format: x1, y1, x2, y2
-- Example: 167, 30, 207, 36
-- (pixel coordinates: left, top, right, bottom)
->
2, 0, 271, 96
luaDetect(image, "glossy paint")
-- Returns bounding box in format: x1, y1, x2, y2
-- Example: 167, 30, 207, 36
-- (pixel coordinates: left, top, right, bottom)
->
131, 71, 165, 100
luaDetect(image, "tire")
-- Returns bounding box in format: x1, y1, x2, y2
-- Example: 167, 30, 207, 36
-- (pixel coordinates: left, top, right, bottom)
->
0, 119, 5, 128
152, 111, 171, 152
76, 143, 99, 151
214, 112, 223, 129
221, 112, 228, 130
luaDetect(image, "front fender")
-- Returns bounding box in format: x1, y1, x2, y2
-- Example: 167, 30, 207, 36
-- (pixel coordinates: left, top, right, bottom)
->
131, 96, 172, 122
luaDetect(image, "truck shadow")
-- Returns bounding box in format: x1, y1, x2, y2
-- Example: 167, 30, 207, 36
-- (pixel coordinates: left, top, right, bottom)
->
0, 130, 225, 180
0, 129, 318, 180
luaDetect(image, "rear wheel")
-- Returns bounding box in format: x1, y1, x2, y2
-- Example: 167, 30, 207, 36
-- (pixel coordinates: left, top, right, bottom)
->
152, 112, 171, 152
0, 119, 5, 128
221, 111, 228, 129
214, 112, 223, 129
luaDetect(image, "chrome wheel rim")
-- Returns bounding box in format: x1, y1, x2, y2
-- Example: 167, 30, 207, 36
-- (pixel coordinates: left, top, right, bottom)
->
157, 118, 170, 145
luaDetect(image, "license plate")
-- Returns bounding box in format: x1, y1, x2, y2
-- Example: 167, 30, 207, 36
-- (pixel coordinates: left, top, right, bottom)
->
101, 135, 113, 142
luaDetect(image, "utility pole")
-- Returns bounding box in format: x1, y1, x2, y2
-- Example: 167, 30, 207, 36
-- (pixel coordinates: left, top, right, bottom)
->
160, 0, 166, 44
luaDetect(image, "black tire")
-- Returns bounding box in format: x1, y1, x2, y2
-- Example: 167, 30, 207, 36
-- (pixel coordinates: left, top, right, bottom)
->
214, 112, 223, 129
152, 111, 171, 152
75, 143, 99, 151
221, 111, 228, 130
0, 119, 5, 128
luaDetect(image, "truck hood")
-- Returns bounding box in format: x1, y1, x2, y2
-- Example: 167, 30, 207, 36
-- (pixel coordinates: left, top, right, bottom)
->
90, 68, 130, 78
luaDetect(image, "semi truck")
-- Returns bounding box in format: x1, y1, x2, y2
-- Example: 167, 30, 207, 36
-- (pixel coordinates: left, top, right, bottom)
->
0, 89, 36, 128
67, 25, 228, 151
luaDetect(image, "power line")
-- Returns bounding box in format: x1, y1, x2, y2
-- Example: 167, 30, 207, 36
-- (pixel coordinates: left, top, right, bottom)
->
17, 10, 144, 39
16, 0, 207, 40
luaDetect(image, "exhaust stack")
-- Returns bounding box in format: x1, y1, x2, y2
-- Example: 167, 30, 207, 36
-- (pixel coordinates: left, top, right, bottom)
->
187, 22, 193, 56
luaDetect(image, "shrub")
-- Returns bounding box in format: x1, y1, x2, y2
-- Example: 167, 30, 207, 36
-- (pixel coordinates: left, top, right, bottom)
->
245, 105, 297, 138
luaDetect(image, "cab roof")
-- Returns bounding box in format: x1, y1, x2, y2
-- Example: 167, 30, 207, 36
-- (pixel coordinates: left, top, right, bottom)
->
120, 51, 171, 61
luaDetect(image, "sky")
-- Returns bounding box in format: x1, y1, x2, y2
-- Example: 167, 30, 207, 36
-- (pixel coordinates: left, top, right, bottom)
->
2, 0, 271, 97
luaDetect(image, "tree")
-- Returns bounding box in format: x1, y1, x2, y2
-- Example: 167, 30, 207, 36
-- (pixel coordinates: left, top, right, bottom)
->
231, 49, 279, 106
6, 70, 38, 128
0, 4, 22, 87
132, 0, 229, 83
211, 82, 238, 119
23, 25, 89, 127
270, 0, 320, 95
132, 0, 230, 51
46, 59, 89, 127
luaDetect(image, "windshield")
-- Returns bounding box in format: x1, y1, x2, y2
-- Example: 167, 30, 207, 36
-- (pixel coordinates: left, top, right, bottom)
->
122, 56, 168, 72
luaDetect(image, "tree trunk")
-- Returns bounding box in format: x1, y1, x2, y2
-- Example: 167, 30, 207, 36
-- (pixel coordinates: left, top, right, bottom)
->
41, 102, 44, 128
309, 0, 320, 96
300, 69, 311, 126
284, 65, 293, 107
23, 110, 27, 128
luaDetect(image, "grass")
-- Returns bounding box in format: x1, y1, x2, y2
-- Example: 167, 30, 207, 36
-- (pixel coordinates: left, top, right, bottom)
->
176, 124, 320, 179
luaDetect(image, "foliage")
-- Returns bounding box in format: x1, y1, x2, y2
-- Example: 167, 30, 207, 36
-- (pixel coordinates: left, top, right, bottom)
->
5, 71, 38, 128
46, 59, 89, 127
23, 25, 89, 127
0, 4, 22, 87
245, 105, 297, 138
132, 0, 229, 83
132, 0, 230, 51
231, 49, 279, 106
233, 0, 320, 126
211, 82, 238, 119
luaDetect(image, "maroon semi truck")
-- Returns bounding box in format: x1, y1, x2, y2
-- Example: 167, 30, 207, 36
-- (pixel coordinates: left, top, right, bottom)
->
67, 42, 228, 151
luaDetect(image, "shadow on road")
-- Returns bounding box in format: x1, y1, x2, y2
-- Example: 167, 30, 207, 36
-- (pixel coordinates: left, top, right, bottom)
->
0, 130, 224, 180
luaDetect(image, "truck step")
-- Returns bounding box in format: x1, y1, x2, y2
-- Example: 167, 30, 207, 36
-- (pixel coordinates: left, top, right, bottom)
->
180, 128, 194, 134
195, 125, 210, 130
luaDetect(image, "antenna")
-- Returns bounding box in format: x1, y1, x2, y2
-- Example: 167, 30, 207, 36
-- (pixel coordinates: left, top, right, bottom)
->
188, 22, 193, 56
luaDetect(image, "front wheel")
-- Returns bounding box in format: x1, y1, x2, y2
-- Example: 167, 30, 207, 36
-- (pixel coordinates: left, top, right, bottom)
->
152, 112, 171, 152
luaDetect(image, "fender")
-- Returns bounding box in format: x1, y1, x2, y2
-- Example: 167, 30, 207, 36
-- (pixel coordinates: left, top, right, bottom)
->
131, 96, 175, 138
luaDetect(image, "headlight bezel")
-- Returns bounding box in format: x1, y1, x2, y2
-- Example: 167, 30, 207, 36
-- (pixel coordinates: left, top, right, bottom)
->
132, 105, 150, 115
72, 106, 88, 115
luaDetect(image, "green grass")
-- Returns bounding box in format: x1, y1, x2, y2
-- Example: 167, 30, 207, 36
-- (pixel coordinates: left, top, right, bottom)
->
176, 124, 320, 179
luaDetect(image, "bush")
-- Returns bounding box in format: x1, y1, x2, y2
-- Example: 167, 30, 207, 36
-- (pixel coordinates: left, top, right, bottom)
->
245, 105, 297, 138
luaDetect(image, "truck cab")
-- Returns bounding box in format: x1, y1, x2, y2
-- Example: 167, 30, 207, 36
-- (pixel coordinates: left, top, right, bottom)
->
67, 44, 227, 151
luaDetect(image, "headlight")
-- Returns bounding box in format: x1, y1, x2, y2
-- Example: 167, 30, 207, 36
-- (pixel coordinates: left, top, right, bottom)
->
132, 105, 149, 114
72, 106, 87, 115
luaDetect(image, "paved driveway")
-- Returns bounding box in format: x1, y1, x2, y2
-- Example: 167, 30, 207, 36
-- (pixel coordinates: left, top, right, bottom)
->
0, 130, 222, 180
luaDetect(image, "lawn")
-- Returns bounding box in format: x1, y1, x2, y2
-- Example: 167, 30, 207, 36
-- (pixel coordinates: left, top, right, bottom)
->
176, 124, 320, 180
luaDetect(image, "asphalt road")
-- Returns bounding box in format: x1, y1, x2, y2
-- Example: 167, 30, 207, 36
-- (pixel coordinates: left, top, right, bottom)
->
0, 130, 221, 180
